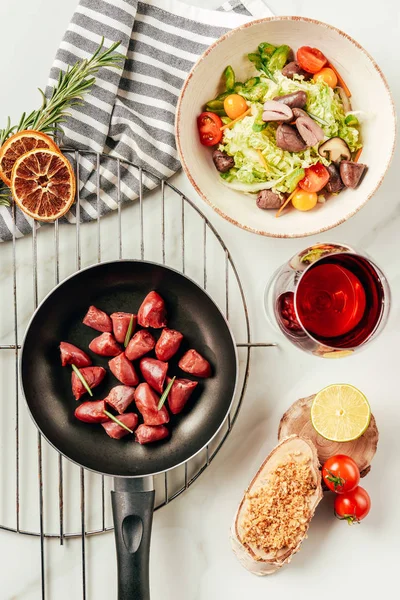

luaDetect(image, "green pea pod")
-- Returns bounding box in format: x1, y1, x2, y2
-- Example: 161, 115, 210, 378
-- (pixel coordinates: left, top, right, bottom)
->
215, 91, 230, 102
248, 53, 277, 83
258, 42, 276, 61
234, 82, 244, 93
285, 167, 305, 192
221, 116, 232, 125
241, 82, 268, 102
268, 45, 292, 72
248, 53, 263, 70
206, 108, 226, 116
244, 76, 260, 89
345, 114, 359, 126
224, 65, 235, 91
206, 100, 225, 111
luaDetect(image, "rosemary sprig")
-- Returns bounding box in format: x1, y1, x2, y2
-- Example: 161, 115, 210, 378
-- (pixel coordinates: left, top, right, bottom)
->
158, 376, 176, 411
103, 410, 134, 434
0, 38, 123, 144
124, 315, 135, 348
0, 38, 124, 206
72, 364, 93, 397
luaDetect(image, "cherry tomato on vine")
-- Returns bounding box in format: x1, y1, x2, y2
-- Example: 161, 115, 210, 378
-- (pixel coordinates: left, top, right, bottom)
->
334, 486, 371, 524
299, 163, 330, 193
322, 455, 360, 493
197, 112, 223, 146
297, 46, 328, 74
224, 94, 248, 120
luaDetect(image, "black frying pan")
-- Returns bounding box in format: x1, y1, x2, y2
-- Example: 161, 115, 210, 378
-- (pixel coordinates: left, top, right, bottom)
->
21, 260, 237, 599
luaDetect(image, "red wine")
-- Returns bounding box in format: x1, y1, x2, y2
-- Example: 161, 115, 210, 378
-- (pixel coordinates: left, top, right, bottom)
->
294, 254, 384, 348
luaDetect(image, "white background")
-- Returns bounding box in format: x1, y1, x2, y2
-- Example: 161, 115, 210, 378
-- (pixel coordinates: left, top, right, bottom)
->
0, 0, 399, 599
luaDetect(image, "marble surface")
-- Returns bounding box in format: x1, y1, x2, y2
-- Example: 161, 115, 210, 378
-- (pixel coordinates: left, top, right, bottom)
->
0, 0, 399, 599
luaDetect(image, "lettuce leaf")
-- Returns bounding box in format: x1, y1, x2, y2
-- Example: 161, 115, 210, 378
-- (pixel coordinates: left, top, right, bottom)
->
219, 70, 362, 193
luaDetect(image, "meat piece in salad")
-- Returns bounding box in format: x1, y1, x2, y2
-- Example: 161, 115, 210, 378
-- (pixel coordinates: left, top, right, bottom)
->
197, 42, 365, 217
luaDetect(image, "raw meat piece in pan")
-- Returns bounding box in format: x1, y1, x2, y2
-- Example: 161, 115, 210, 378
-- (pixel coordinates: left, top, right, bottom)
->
89, 333, 121, 357
102, 413, 139, 439
134, 383, 169, 426
178, 349, 212, 378
135, 424, 169, 444
167, 377, 198, 415
109, 353, 139, 386
125, 330, 156, 361
140, 357, 168, 394
105, 385, 136, 415
137, 291, 167, 328
83, 305, 112, 332
111, 312, 137, 344
155, 328, 183, 361
71, 366, 106, 401
75, 400, 108, 423
60, 342, 91, 367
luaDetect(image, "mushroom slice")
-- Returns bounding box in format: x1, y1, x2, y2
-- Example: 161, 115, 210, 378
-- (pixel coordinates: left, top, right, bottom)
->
262, 100, 293, 122
231, 435, 322, 576
340, 160, 367, 188
318, 137, 351, 164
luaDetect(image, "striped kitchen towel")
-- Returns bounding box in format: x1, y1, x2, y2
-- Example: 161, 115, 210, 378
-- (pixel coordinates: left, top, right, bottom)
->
0, 0, 272, 241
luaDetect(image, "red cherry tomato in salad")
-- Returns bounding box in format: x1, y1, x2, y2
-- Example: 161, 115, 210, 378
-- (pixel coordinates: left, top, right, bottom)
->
322, 455, 360, 494
297, 46, 328, 74
299, 162, 330, 193
224, 94, 248, 120
334, 486, 371, 523
197, 112, 223, 146
313, 67, 338, 88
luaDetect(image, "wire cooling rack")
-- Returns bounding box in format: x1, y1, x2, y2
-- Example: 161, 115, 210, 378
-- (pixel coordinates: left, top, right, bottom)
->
0, 150, 275, 599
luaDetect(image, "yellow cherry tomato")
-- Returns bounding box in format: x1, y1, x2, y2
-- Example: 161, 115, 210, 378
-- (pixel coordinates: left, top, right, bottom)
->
313, 67, 338, 88
291, 189, 318, 211
224, 94, 248, 120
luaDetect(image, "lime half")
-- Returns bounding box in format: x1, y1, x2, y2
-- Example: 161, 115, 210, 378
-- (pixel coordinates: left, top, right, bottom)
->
311, 384, 371, 442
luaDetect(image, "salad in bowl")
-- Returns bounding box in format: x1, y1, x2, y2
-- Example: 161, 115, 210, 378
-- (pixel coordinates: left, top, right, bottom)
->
176, 17, 395, 238
197, 42, 366, 217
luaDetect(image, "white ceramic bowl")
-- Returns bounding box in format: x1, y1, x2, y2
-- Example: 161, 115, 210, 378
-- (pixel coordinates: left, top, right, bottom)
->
176, 17, 396, 238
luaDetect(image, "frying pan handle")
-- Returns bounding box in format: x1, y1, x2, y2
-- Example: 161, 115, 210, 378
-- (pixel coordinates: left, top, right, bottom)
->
112, 478, 155, 600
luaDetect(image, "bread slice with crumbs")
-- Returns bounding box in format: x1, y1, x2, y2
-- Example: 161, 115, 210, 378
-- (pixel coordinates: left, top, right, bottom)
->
231, 435, 323, 575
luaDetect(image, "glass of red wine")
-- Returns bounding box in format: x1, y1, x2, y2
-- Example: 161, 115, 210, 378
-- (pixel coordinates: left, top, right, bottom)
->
264, 243, 390, 358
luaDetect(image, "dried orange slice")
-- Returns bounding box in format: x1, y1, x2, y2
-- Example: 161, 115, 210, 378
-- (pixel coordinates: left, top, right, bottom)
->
11, 149, 76, 221
0, 130, 59, 186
